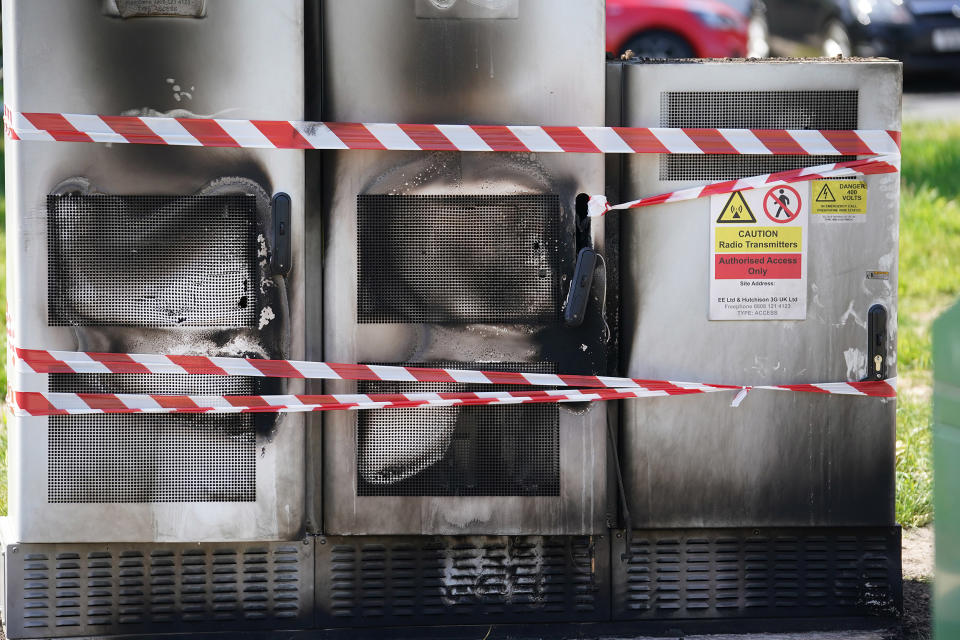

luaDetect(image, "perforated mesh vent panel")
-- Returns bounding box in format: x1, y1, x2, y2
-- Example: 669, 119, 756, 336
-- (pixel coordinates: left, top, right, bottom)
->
659, 90, 859, 181
48, 195, 258, 327
357, 362, 559, 497
357, 195, 561, 324
48, 374, 258, 503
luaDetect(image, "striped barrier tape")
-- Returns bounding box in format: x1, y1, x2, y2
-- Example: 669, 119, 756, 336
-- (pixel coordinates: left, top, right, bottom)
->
13, 378, 896, 416
3, 110, 902, 217
12, 347, 896, 396
586, 154, 900, 216
4, 110, 901, 156
11, 348, 896, 416
4, 113, 901, 414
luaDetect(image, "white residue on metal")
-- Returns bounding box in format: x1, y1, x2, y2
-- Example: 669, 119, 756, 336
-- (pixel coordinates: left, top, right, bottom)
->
257, 234, 268, 259
810, 283, 824, 309
838, 300, 867, 329
843, 347, 867, 381
359, 412, 454, 485
258, 306, 276, 330
439, 537, 546, 607
163, 334, 269, 360
120, 107, 239, 119
876, 248, 896, 272
165, 77, 194, 102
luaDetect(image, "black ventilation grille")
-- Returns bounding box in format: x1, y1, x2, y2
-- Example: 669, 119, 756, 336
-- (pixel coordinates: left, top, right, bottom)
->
47, 194, 258, 327
5, 542, 311, 638
357, 195, 561, 324
659, 90, 859, 181
48, 374, 258, 503
316, 535, 608, 627
612, 528, 901, 620
357, 362, 559, 497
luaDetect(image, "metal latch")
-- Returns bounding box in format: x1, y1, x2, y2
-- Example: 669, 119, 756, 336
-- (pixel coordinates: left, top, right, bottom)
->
271, 193, 292, 276
866, 304, 887, 381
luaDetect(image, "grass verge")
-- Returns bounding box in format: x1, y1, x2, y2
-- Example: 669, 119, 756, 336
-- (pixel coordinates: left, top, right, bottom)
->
895, 119, 960, 527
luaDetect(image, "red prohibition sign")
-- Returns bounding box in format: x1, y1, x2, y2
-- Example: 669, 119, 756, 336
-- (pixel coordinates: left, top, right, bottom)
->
763, 185, 802, 224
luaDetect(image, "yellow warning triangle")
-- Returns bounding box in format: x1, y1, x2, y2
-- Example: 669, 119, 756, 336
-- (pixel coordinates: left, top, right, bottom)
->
716, 191, 757, 224
816, 182, 836, 202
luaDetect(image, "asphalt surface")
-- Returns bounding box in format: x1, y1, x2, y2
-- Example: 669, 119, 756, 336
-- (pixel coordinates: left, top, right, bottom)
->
903, 73, 960, 121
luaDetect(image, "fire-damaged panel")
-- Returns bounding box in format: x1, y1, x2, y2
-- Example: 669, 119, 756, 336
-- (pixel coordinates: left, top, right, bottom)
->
660, 90, 859, 180
47, 194, 258, 327
315, 535, 609, 627
611, 528, 901, 621
357, 195, 561, 324
2, 541, 313, 639
48, 374, 259, 503
357, 362, 559, 497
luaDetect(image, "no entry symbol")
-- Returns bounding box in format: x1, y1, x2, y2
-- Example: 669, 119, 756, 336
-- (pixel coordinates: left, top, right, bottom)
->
764, 185, 802, 224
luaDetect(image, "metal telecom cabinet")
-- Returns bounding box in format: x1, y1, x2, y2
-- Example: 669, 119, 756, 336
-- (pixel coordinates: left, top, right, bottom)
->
612, 59, 902, 620
315, 0, 611, 537
0, 1, 905, 638
2, 0, 307, 545
1, 1, 313, 637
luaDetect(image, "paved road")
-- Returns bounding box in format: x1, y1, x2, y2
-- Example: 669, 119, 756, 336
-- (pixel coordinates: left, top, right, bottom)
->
903, 74, 960, 121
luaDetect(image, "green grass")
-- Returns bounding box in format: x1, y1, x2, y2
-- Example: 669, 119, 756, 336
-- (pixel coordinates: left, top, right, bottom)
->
895, 119, 960, 528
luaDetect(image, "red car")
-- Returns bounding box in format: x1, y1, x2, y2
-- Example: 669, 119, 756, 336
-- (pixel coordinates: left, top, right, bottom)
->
607, 0, 750, 59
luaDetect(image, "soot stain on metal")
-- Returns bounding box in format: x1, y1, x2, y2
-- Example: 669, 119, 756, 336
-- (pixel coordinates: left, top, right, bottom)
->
437, 536, 549, 607
357, 152, 606, 376
50, 174, 288, 443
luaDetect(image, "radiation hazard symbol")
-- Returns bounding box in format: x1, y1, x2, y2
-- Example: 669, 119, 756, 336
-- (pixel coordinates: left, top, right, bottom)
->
716, 191, 757, 224
811, 179, 867, 218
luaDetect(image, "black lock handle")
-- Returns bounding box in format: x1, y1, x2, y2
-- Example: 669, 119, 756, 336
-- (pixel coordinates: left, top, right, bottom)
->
271, 193, 292, 276
866, 304, 887, 381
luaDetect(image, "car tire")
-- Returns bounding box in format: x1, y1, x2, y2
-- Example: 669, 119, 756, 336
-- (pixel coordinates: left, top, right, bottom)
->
623, 31, 695, 59
822, 19, 852, 58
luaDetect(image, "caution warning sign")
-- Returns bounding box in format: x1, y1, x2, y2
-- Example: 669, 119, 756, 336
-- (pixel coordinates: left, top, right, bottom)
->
811, 179, 867, 223
709, 185, 808, 321
716, 192, 757, 224
815, 182, 836, 202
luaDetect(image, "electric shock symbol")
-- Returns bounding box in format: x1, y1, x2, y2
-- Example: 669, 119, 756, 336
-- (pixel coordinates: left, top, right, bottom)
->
815, 182, 837, 202
716, 191, 757, 224
763, 185, 802, 224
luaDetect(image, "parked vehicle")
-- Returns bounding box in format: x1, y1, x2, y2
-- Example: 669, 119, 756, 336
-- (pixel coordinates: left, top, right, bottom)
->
717, 0, 772, 57
764, 0, 960, 72
607, 0, 750, 58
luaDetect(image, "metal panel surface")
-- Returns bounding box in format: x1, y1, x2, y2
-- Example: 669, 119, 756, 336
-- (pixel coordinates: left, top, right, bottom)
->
2, 0, 306, 542
315, 534, 609, 628
616, 60, 900, 528
357, 362, 560, 498
611, 528, 901, 622
2, 541, 314, 639
318, 0, 609, 535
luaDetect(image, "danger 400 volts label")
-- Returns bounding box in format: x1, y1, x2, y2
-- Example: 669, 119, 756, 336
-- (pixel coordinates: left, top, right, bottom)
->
811, 179, 868, 223
709, 185, 808, 321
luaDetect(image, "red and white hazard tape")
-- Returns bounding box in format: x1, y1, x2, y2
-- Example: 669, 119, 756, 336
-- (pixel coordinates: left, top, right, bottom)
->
4, 110, 901, 156
587, 154, 900, 216
11, 347, 891, 395
12, 347, 895, 416
15, 347, 739, 388
14, 378, 896, 416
